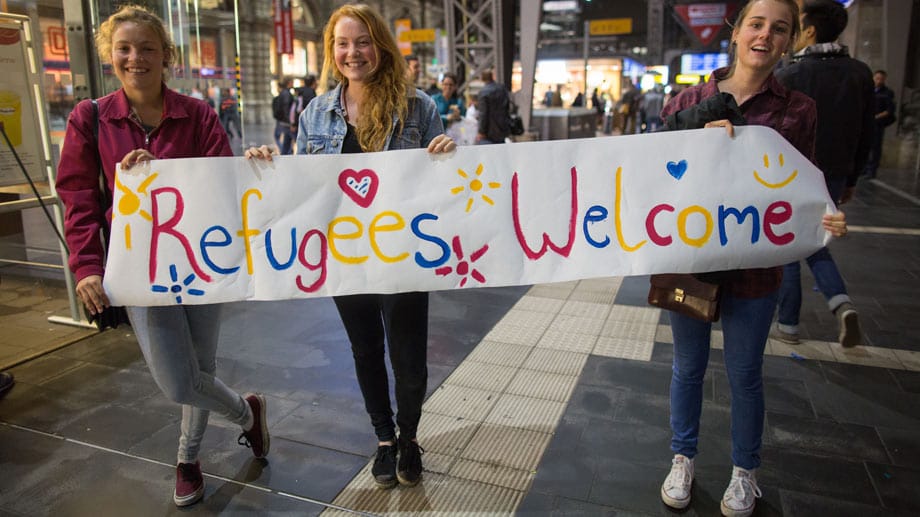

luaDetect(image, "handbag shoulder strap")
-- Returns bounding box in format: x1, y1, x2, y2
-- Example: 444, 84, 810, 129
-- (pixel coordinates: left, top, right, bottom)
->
90, 99, 112, 210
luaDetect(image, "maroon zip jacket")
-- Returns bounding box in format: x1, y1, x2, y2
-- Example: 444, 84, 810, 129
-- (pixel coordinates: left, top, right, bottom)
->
56, 85, 233, 284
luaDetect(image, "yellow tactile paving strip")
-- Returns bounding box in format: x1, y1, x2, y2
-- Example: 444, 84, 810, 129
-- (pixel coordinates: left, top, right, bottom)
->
326, 278, 920, 515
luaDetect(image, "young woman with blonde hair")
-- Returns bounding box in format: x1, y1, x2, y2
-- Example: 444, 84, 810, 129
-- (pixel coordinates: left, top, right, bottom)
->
57, 4, 269, 507
247, 3, 455, 489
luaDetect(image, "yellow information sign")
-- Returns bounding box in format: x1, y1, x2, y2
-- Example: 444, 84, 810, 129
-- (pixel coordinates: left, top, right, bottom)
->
588, 18, 632, 36
398, 29, 436, 43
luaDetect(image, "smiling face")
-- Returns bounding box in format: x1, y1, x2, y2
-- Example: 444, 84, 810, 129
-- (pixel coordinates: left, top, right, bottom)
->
110, 21, 165, 94
732, 0, 796, 74
333, 16, 378, 87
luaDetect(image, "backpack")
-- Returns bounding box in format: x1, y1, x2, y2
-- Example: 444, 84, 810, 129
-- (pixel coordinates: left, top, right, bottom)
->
272, 94, 286, 122
289, 95, 304, 125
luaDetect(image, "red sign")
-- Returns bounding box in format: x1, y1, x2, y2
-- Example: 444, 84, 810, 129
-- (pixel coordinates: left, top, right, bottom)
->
674, 3, 738, 47
273, 0, 293, 55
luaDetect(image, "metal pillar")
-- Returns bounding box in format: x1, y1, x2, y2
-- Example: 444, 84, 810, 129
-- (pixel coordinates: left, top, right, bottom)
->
647, 0, 665, 65
62, 0, 102, 101
443, 0, 504, 91
518, 1, 539, 133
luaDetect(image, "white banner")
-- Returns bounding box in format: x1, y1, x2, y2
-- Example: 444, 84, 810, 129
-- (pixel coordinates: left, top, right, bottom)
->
105, 127, 834, 306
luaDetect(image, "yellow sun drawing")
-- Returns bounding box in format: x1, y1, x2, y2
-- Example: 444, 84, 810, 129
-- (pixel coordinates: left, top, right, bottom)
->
450, 163, 502, 213
115, 172, 158, 249
753, 153, 798, 189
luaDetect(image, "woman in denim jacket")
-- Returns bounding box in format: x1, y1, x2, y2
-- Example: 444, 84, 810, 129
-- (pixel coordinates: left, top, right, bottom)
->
247, 3, 454, 490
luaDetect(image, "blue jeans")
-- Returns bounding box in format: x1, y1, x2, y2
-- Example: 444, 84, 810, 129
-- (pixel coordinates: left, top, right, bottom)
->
127, 304, 249, 463
668, 290, 777, 470
274, 122, 294, 155
777, 178, 850, 331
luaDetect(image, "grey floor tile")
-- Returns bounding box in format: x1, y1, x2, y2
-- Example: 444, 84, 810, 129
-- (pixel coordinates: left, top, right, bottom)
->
865, 462, 920, 513
821, 361, 900, 391
757, 447, 879, 506
586, 458, 666, 514
764, 411, 889, 463
780, 488, 896, 517
515, 490, 556, 515
270, 397, 373, 457
579, 419, 671, 467
890, 368, 920, 393
808, 380, 920, 431
761, 353, 827, 384
578, 355, 672, 396
237, 437, 367, 503
59, 403, 180, 452
0, 381, 99, 434
529, 446, 595, 501
565, 383, 626, 422
612, 391, 670, 427
877, 426, 920, 468
553, 495, 619, 515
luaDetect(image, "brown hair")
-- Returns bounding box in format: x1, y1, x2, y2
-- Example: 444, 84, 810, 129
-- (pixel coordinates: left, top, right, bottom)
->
320, 3, 408, 152
95, 4, 176, 73
726, 0, 801, 77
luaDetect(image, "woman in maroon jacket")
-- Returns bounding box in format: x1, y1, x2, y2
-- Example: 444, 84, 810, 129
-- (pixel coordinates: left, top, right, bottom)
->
55, 5, 268, 508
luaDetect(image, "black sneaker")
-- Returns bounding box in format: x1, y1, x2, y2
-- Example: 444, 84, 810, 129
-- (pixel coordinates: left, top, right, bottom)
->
397, 436, 424, 487
0, 372, 14, 399
372, 443, 398, 489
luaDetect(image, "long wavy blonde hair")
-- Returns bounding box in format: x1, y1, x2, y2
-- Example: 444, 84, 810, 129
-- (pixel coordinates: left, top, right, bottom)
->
320, 4, 409, 152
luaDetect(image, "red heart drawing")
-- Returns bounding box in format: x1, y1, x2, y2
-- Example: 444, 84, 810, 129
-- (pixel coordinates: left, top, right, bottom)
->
338, 168, 379, 208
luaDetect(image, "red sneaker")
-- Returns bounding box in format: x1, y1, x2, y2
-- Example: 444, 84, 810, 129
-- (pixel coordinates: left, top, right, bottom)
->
238, 393, 270, 459
173, 461, 204, 507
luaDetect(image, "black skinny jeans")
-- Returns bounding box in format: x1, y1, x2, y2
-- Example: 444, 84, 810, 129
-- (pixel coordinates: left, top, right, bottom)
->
333, 292, 428, 442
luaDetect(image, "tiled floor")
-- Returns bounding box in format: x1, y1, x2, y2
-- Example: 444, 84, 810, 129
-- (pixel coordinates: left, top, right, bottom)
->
1, 168, 919, 516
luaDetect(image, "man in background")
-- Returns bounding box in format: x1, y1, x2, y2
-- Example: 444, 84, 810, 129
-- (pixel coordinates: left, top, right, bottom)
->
774, 0, 872, 347
405, 54, 421, 88
475, 69, 511, 145
865, 70, 897, 178
272, 76, 295, 155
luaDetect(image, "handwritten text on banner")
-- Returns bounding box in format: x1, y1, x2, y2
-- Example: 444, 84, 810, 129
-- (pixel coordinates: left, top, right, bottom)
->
104, 127, 834, 306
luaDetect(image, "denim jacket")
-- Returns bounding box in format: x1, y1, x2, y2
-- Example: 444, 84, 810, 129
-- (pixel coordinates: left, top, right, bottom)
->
295, 83, 444, 154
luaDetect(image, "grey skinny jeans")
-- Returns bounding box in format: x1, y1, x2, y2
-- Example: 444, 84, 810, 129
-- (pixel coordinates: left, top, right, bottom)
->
127, 304, 248, 464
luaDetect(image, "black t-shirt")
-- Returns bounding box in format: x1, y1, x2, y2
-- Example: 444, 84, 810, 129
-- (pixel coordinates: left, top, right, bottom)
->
342, 123, 362, 153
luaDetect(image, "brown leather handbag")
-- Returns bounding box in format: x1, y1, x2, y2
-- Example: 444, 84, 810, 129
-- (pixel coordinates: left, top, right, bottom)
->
648, 274, 721, 322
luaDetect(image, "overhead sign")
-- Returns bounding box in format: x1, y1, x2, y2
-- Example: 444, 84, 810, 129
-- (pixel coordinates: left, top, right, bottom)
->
0, 21, 44, 186
273, 0, 293, 55
681, 52, 729, 75
398, 29, 436, 43
588, 18, 633, 36
674, 2, 739, 47
394, 18, 412, 56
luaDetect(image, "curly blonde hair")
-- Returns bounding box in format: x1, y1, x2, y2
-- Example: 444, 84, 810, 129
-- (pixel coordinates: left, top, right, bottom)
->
95, 4, 175, 72
320, 3, 408, 152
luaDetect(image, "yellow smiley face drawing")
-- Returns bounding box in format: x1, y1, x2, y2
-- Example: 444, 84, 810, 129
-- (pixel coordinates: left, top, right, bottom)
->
753, 153, 797, 189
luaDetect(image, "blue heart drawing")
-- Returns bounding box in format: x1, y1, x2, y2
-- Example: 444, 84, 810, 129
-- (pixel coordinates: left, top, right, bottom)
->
667, 160, 688, 180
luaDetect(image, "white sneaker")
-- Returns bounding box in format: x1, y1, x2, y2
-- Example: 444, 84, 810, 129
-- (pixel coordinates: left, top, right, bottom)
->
660, 454, 694, 509
720, 466, 762, 517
